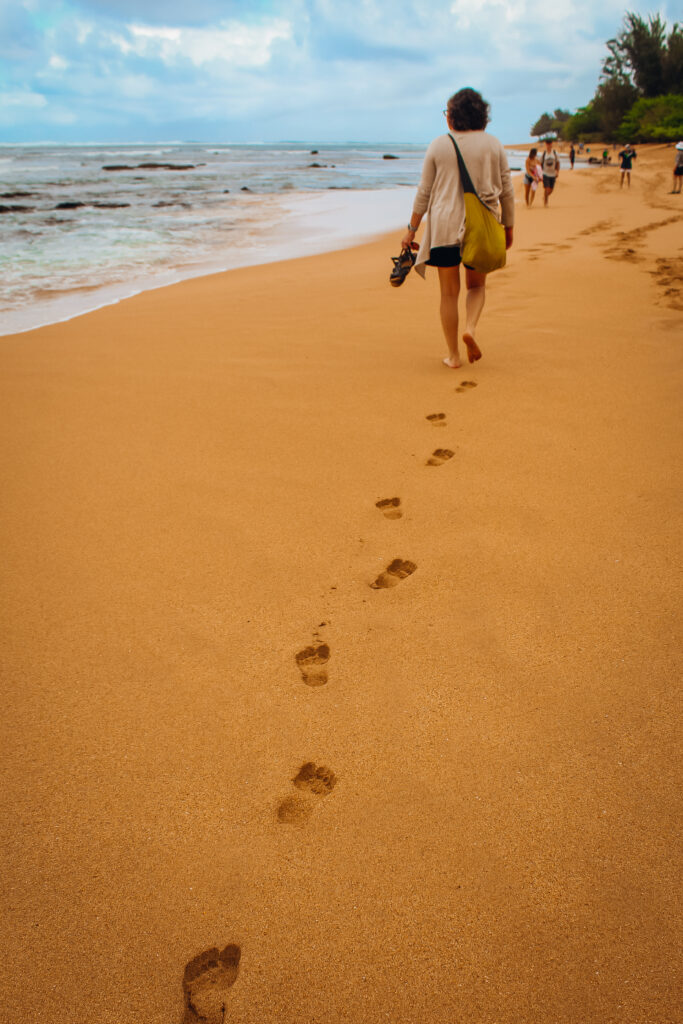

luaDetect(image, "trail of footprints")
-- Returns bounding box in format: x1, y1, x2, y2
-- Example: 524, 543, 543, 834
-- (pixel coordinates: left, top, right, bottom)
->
179, 376, 479, 1017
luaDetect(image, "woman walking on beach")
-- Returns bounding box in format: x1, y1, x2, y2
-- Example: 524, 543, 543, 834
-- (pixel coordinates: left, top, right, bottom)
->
402, 88, 514, 368
524, 147, 541, 206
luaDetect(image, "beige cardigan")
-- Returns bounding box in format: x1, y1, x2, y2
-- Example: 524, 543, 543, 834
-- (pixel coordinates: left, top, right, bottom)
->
412, 130, 515, 278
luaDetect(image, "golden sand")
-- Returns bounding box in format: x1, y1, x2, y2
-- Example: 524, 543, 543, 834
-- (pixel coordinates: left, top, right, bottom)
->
1, 145, 681, 1024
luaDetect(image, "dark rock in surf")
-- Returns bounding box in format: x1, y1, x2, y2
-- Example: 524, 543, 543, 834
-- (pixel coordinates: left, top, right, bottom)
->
55, 201, 86, 209
383, 154, 399, 159
136, 162, 196, 170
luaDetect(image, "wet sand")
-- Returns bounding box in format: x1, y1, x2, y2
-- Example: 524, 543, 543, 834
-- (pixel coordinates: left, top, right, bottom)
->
1, 146, 681, 1023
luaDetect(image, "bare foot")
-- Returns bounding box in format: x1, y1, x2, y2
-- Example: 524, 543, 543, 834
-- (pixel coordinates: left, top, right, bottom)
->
442, 355, 462, 369
462, 333, 482, 363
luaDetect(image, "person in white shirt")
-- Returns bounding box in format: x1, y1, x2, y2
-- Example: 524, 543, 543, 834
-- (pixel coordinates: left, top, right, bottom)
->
540, 138, 560, 207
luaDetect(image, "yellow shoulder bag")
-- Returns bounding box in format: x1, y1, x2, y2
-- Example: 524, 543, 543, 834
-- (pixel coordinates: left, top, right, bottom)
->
449, 135, 506, 274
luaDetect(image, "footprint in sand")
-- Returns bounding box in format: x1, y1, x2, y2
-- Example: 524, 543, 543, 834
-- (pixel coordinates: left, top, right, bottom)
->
455, 381, 477, 393
370, 558, 417, 589
426, 413, 447, 427
295, 642, 330, 687
277, 762, 338, 824
426, 449, 454, 467
376, 497, 402, 519
182, 944, 241, 1024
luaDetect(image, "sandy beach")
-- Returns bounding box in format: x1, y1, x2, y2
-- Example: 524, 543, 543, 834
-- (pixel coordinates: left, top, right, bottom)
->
1, 145, 681, 1024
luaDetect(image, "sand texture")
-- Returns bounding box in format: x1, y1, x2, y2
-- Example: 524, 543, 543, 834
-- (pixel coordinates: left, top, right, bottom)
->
1, 146, 681, 1024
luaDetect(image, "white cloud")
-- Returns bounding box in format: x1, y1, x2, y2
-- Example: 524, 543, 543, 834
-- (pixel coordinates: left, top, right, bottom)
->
0, 89, 47, 107
75, 20, 94, 43
118, 73, 157, 97
121, 18, 293, 67
0, 0, 677, 142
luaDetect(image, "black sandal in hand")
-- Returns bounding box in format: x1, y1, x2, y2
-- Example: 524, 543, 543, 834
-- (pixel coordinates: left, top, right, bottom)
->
389, 246, 417, 287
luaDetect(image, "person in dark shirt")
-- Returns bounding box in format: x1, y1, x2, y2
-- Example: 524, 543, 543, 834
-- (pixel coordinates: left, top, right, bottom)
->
569, 144, 575, 169
671, 142, 683, 194
618, 144, 637, 188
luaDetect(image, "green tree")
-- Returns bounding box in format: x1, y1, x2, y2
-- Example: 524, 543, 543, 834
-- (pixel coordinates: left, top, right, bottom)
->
663, 25, 683, 93
603, 12, 682, 98
531, 112, 554, 137
618, 93, 683, 141
593, 76, 639, 136
563, 103, 602, 141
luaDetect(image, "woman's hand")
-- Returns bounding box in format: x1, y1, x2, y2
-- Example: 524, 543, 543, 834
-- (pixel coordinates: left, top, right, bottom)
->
401, 231, 419, 251
505, 226, 514, 250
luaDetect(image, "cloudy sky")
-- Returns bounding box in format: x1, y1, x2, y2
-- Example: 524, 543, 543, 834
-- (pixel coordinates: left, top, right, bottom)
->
0, 0, 676, 144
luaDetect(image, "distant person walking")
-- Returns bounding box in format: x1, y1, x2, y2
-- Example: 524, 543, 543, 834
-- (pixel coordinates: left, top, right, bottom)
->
523, 148, 541, 206
401, 87, 514, 368
569, 144, 576, 169
540, 138, 560, 206
618, 144, 637, 188
671, 142, 683, 193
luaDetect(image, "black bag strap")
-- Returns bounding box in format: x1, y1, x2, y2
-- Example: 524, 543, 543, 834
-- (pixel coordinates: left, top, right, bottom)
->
448, 134, 498, 215
448, 133, 477, 195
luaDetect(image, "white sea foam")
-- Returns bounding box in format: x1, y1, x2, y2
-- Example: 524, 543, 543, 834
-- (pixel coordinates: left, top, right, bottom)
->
1, 187, 413, 337
1, 142, 532, 338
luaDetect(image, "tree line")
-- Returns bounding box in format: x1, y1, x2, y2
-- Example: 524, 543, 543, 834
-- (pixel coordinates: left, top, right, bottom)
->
531, 12, 683, 143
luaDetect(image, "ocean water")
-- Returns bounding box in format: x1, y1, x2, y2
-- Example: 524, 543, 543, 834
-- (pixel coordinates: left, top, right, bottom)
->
0, 142, 526, 336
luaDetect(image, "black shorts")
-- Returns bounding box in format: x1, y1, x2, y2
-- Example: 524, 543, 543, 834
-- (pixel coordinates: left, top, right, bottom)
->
425, 245, 462, 267
542, 174, 556, 190
675, 166, 683, 176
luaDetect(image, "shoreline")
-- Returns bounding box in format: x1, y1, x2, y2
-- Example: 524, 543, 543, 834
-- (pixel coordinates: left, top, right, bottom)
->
1, 186, 415, 337
1, 145, 681, 1024
3, 142, 533, 340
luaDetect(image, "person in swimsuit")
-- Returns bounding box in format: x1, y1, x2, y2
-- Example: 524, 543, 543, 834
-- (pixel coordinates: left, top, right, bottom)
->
618, 144, 637, 188
524, 148, 541, 206
400, 88, 514, 368
569, 144, 575, 169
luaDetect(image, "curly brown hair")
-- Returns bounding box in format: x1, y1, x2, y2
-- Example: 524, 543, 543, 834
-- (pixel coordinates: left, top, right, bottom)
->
446, 88, 490, 131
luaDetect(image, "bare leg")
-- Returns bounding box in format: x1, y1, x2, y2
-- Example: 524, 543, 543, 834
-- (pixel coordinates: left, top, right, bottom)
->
524, 182, 530, 205
543, 187, 551, 206
437, 265, 462, 367
463, 268, 486, 362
